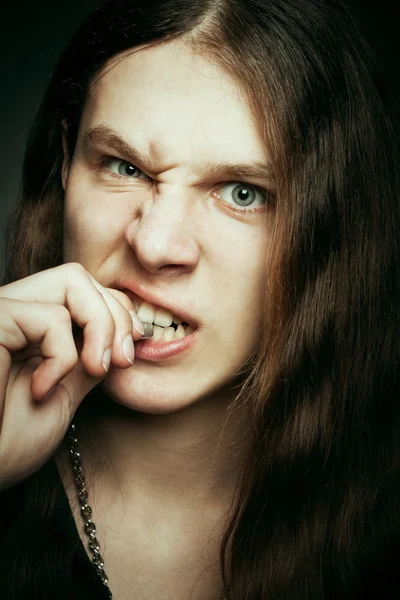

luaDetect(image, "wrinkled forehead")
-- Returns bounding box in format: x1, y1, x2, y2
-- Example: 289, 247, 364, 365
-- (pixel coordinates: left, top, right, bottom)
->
78, 39, 268, 168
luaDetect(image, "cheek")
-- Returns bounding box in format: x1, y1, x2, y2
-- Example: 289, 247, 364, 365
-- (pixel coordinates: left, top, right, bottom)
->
63, 198, 96, 262
232, 241, 267, 337
211, 231, 267, 352
219, 230, 267, 301
63, 171, 125, 261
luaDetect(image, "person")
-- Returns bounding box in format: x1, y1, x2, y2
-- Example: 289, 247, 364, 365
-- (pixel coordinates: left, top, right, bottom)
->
0, 0, 399, 598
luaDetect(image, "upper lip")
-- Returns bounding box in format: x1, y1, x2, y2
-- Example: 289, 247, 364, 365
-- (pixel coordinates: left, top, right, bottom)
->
113, 280, 198, 329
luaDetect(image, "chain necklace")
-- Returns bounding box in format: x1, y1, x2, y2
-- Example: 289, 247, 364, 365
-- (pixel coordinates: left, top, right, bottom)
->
67, 423, 113, 598
67, 422, 229, 600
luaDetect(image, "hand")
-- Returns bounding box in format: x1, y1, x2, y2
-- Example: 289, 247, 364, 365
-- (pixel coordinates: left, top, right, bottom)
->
0, 263, 143, 491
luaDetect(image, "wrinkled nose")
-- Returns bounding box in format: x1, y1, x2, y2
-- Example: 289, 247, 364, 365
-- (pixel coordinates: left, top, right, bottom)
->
125, 185, 200, 276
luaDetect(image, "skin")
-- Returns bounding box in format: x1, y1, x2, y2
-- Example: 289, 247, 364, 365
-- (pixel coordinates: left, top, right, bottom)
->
58, 39, 274, 598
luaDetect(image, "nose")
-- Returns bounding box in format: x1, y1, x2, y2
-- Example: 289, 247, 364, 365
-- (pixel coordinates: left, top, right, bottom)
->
125, 184, 200, 276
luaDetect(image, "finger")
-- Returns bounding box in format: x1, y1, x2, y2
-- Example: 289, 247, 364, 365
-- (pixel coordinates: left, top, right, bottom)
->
103, 286, 145, 338
0, 357, 99, 486
11, 328, 84, 364
0, 264, 119, 377
0, 298, 79, 400
0, 264, 140, 372
86, 278, 143, 365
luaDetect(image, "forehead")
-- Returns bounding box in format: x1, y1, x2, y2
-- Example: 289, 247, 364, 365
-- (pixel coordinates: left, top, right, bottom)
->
79, 39, 267, 166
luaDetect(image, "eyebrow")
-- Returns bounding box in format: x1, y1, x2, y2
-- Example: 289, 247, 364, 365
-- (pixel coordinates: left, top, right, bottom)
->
81, 125, 149, 168
81, 124, 274, 183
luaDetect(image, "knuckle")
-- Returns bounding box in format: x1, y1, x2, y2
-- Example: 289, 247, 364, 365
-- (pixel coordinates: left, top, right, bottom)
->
51, 304, 71, 325
64, 262, 87, 279
62, 346, 79, 371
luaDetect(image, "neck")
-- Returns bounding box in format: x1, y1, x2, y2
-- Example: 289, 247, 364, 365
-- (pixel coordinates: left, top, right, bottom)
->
73, 385, 250, 511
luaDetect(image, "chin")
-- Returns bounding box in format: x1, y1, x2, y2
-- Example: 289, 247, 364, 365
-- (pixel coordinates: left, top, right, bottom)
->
100, 362, 240, 415
101, 368, 203, 415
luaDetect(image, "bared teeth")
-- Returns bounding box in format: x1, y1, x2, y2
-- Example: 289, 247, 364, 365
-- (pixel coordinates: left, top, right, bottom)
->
142, 322, 193, 342
162, 327, 175, 342
137, 302, 155, 323
152, 325, 164, 341
154, 307, 173, 327
175, 324, 185, 339
136, 300, 188, 330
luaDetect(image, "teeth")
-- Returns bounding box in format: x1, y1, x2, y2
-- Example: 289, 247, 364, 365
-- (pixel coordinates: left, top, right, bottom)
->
175, 324, 185, 339
162, 327, 175, 342
148, 323, 193, 342
154, 307, 173, 327
136, 300, 188, 330
137, 302, 155, 323
152, 325, 164, 342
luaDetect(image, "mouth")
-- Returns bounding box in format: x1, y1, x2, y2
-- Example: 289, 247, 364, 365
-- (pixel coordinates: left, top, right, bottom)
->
120, 287, 197, 344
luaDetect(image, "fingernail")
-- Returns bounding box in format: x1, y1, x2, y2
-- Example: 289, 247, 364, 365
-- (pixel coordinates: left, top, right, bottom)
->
103, 347, 112, 372
122, 335, 134, 364
142, 322, 154, 338
130, 310, 145, 335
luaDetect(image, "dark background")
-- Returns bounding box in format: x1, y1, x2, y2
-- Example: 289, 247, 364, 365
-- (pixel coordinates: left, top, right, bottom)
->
0, 0, 399, 274
0, 0, 98, 272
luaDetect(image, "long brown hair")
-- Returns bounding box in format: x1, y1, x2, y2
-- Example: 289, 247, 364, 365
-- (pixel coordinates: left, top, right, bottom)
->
3, 1, 400, 598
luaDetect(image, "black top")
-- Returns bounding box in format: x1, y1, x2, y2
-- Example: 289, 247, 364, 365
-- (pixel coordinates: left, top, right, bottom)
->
0, 456, 110, 600
1, 412, 400, 600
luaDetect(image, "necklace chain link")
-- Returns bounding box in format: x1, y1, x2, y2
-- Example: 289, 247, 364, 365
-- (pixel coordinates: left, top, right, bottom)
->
67, 422, 113, 598
67, 422, 229, 600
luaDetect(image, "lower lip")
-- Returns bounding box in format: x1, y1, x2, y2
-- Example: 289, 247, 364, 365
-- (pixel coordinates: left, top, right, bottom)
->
134, 330, 197, 362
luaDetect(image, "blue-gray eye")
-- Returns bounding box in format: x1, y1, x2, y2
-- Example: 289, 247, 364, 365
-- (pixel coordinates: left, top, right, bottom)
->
106, 158, 148, 179
219, 183, 267, 208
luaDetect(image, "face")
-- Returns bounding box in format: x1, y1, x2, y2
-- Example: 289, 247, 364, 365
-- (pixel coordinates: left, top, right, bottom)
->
62, 39, 274, 414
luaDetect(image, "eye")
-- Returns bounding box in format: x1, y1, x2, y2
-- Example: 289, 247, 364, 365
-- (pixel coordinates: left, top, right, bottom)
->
217, 182, 268, 211
102, 157, 150, 180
